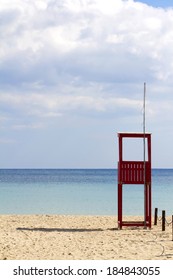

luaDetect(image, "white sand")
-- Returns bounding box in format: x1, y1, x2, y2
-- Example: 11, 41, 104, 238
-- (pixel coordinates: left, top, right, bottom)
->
0, 215, 173, 260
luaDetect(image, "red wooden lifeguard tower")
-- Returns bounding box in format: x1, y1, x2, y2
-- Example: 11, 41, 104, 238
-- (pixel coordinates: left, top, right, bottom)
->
117, 132, 152, 229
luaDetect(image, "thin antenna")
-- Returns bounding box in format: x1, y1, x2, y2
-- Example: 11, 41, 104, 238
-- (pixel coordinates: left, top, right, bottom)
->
143, 82, 146, 164
143, 82, 146, 227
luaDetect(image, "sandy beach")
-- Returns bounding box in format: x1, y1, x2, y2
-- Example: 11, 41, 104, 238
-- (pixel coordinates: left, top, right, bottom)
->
0, 215, 173, 260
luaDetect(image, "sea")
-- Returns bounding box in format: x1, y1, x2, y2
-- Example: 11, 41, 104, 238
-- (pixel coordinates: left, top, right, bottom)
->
0, 169, 173, 216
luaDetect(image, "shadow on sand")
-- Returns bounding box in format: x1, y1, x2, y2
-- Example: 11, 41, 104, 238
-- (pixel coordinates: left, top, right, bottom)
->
16, 227, 105, 233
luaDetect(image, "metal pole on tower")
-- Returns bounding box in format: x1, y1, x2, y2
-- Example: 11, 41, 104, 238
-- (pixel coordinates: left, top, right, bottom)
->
143, 82, 146, 228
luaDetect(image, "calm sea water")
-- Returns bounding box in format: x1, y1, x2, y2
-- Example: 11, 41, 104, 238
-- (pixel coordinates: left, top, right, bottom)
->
0, 169, 172, 215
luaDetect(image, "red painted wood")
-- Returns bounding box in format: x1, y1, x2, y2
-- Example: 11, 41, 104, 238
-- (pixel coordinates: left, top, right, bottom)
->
117, 133, 152, 229
122, 221, 145, 227
118, 161, 151, 184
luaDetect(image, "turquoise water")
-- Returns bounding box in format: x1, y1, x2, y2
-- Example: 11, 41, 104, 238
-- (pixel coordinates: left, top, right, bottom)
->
0, 169, 172, 215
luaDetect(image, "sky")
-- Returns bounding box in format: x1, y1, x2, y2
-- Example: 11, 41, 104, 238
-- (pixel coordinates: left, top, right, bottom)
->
1, 0, 173, 169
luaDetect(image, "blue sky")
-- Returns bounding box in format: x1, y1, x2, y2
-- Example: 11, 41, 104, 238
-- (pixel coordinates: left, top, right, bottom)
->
1, 0, 173, 168
135, 0, 173, 8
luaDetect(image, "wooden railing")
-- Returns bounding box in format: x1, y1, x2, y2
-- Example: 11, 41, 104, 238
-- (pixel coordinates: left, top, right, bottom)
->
118, 161, 151, 184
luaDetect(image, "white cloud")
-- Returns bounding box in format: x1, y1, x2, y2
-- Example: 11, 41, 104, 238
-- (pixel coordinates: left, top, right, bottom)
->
1, 0, 173, 87
0, 91, 142, 118
1, 0, 173, 167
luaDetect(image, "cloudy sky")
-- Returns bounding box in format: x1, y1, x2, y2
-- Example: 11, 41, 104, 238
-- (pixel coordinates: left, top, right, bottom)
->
1, 0, 173, 168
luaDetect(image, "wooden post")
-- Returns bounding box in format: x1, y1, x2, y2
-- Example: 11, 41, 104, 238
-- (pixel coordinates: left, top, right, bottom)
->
154, 208, 158, 225
162, 210, 165, 231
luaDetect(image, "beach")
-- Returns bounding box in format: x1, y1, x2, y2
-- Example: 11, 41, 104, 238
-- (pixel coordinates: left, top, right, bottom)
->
0, 215, 173, 260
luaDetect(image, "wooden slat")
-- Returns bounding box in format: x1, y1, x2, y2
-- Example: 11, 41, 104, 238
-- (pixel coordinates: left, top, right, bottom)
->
119, 161, 151, 184
122, 221, 145, 227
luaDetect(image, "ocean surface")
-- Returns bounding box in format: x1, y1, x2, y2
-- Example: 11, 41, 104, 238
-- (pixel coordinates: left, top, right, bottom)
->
0, 169, 173, 216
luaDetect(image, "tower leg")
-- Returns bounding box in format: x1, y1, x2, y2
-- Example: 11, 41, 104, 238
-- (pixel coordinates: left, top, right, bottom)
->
144, 183, 147, 229
145, 183, 152, 229
149, 183, 152, 228
118, 183, 122, 229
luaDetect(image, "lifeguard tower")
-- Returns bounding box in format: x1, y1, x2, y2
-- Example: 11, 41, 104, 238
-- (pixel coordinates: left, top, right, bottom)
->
117, 132, 152, 229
